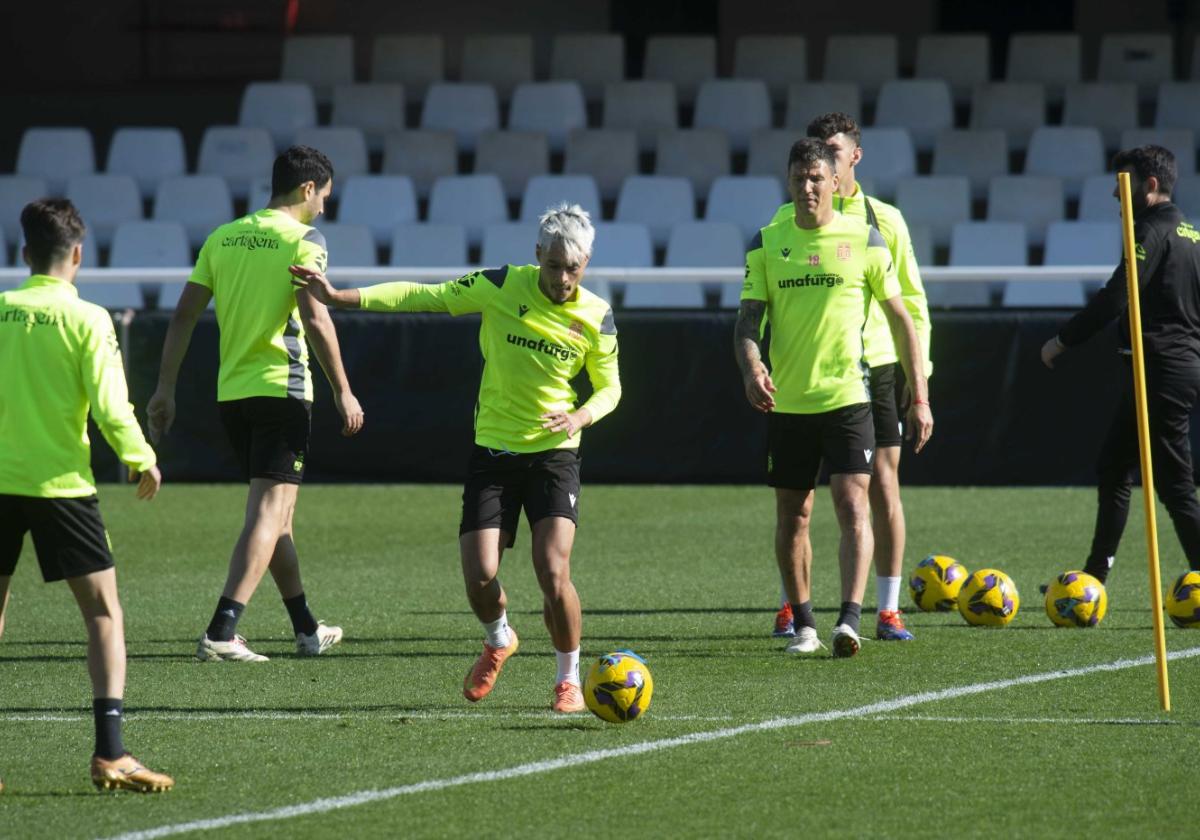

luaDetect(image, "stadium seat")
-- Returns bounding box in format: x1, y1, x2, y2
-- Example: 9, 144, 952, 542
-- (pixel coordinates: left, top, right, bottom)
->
76, 262, 146, 309
247, 178, 272, 212
314, 222, 378, 266
1001, 278, 1086, 307
894, 176, 971, 249
944, 221, 1027, 307
592, 222, 654, 267
1098, 33, 1173, 100
732, 36, 807, 105
622, 217, 705, 309
693, 80, 772, 154
874, 80, 954, 153
109, 220, 191, 268
420, 83, 500, 153
281, 35, 354, 104
1006, 33, 1082, 105
908, 223, 934, 266
461, 35, 533, 102
1154, 82, 1200, 137
932, 129, 1009, 201
331, 84, 406, 153
519, 175, 602, 224
474, 131, 550, 201
784, 82, 862, 128
644, 35, 716, 106
747, 130, 798, 179
1025, 126, 1106, 201
1077, 174, 1121, 221
382, 131, 457, 200
854, 128, 916, 201
1173, 174, 1200, 218
239, 82, 318, 152
105, 127, 186, 200
915, 34, 989, 105
1044, 220, 1122, 266
336, 175, 418, 247
16, 128, 95, 196
603, 81, 679, 153
508, 82, 587, 154
0, 176, 49, 248
0, 227, 7, 268
481, 222, 539, 266
665, 221, 752, 308
389, 223, 469, 267
654, 129, 731, 200
615, 176, 696, 248
152, 175, 235, 250
823, 35, 898, 102
550, 33, 624, 102
969, 83, 1047, 152
564, 130, 638, 202
427, 175, 508, 247
1119, 128, 1196, 173
197, 127, 275, 201
987, 175, 1065, 247
371, 35, 444, 102
704, 176, 785, 245
65, 175, 141, 249
292, 127, 369, 196
1062, 83, 1139, 149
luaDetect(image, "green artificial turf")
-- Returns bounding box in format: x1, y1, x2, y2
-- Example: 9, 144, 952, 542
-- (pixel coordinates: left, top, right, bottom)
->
0, 485, 1196, 839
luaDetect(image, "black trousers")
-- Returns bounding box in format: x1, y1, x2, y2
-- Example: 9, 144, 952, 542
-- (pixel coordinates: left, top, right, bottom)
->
1089, 360, 1200, 574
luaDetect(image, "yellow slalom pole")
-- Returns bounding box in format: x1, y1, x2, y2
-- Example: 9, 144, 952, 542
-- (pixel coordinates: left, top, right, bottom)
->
1117, 171, 1171, 712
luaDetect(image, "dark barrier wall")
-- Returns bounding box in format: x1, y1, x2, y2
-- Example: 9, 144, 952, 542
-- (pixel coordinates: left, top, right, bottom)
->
90, 309, 1179, 486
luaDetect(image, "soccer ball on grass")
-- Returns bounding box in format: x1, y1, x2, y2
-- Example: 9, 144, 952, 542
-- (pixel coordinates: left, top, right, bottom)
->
958, 569, 1020, 627
1043, 571, 1107, 627
909, 554, 969, 612
584, 650, 653, 723
1166, 571, 1200, 628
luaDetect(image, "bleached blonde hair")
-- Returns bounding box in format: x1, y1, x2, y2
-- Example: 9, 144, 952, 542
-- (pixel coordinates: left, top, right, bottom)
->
537, 202, 594, 264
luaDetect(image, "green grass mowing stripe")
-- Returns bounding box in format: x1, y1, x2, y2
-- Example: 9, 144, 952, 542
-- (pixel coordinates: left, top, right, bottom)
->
99, 645, 1200, 840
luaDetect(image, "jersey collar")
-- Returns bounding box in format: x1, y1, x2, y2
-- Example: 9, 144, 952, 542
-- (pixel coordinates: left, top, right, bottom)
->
21, 274, 79, 297
833, 181, 864, 214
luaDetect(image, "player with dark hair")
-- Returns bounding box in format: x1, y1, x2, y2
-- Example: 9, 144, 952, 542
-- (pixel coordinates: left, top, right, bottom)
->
1042, 144, 1200, 582
736, 139, 933, 657
765, 112, 933, 643
148, 145, 365, 662
0, 199, 173, 791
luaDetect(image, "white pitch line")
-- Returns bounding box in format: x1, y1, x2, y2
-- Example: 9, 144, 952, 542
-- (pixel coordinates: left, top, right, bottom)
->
868, 714, 1179, 726
2, 711, 733, 723
101, 646, 1200, 840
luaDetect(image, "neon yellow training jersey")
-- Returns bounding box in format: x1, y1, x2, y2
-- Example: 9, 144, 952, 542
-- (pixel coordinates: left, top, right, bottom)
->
743, 213, 900, 414
189, 209, 328, 402
0, 275, 156, 498
772, 184, 931, 373
358, 265, 621, 453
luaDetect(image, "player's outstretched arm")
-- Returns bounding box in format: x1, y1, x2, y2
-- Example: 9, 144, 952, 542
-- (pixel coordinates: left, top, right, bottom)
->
296, 289, 365, 437
148, 282, 213, 443
734, 300, 776, 413
289, 265, 361, 309
880, 296, 933, 452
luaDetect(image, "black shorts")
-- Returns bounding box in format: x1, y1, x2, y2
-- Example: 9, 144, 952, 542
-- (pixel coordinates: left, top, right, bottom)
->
0, 495, 115, 582
870, 363, 908, 448
767, 403, 876, 491
219, 397, 311, 484
459, 446, 582, 548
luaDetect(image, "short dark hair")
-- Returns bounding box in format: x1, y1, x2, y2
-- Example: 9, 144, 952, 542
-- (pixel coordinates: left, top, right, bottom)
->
787, 138, 838, 174
271, 145, 334, 198
21, 198, 86, 270
1112, 144, 1177, 196
805, 112, 862, 146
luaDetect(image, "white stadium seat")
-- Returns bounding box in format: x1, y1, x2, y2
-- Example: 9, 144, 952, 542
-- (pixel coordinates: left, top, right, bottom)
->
106, 128, 186, 199
238, 82, 317, 151
16, 128, 94, 196
389, 223, 468, 267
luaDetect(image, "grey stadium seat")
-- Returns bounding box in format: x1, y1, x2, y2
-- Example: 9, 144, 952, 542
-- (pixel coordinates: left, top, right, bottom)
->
733, 36, 807, 105
969, 83, 1047, 153
1172, 174, 1200, 218
331, 84, 406, 154
565, 130, 638, 202
603, 81, 679, 153
508, 82, 587, 154
1044, 220, 1122, 267
615, 176, 696, 249
336, 175, 418, 247
1098, 33, 1173, 100
785, 82, 862, 128
1077, 174, 1121, 221
654, 129, 731, 200
106, 127, 186, 200
519, 175, 602, 224
17, 128, 94, 196
109, 220, 191, 267
427, 175, 509, 247
704, 176, 785, 245
281, 35, 354, 104
66, 175, 142, 249
591, 222, 654, 267
389, 223, 469, 267
152, 176, 234, 250
987, 175, 1065, 248
1006, 33, 1081, 105
1062, 83, 1138, 149
197, 127, 275, 201
420, 83, 500, 153
618, 218, 702, 309
894, 176, 971, 250
1119, 129, 1196, 174
314, 222, 378, 267
238, 82, 317, 151
915, 34, 989, 105
693, 80, 772, 155
1155, 83, 1200, 137
371, 35, 444, 102
461, 35, 533, 103
0, 176, 49, 248
644, 35, 716, 106
944, 221, 1028, 307
932, 130, 1009, 201
550, 33, 623, 103
823, 35, 898, 102
382, 131, 457, 199
854, 128, 916, 201
292, 127, 369, 196
1024, 127, 1105, 201
481, 222, 539, 267
874, 80, 954, 153
747, 130, 800, 180
473, 131, 550, 201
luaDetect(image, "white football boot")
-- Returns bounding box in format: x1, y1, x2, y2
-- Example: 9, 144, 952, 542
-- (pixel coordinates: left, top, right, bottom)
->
785, 626, 823, 654
296, 621, 344, 656
196, 633, 269, 662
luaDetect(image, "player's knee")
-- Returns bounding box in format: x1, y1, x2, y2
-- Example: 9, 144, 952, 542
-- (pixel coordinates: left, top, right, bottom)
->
832, 491, 870, 528
535, 562, 572, 598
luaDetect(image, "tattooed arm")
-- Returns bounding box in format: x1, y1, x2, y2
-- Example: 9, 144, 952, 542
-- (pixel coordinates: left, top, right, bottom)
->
734, 299, 776, 413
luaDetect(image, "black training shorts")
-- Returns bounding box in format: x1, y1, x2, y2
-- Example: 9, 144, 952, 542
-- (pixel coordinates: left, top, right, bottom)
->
869, 362, 907, 448
459, 445, 582, 547
0, 494, 115, 582
218, 396, 311, 484
766, 403, 876, 491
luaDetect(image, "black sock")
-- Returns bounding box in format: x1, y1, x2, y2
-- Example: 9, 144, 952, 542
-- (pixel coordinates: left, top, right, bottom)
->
206, 596, 245, 642
283, 593, 319, 636
1084, 555, 1114, 584
93, 698, 125, 760
791, 601, 816, 630
837, 601, 862, 634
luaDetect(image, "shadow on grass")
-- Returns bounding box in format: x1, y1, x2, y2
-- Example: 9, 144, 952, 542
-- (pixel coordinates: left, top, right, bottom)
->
498, 722, 593, 732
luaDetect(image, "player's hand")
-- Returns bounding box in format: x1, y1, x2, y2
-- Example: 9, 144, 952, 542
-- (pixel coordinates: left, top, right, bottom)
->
334, 390, 365, 436
541, 408, 591, 438
1041, 336, 1065, 369
289, 264, 337, 306
743, 364, 777, 413
146, 389, 175, 444
906, 402, 933, 454
130, 464, 162, 500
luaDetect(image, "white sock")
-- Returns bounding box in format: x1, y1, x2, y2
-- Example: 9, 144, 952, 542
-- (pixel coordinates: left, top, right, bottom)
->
484, 612, 510, 648
555, 647, 581, 686
877, 576, 901, 612
780, 581, 789, 609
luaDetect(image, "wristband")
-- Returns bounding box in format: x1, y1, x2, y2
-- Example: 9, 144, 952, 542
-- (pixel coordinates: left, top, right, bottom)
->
912, 399, 929, 406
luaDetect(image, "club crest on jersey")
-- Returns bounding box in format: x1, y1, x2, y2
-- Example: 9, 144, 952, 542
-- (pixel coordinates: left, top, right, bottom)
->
808, 253, 820, 266
568, 320, 585, 338
837, 242, 851, 261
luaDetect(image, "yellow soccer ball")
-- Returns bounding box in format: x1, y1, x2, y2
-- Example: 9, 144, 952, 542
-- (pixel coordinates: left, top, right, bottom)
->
584, 650, 654, 724
958, 568, 1020, 627
1165, 571, 1200, 628
908, 554, 969, 612
1044, 571, 1107, 628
